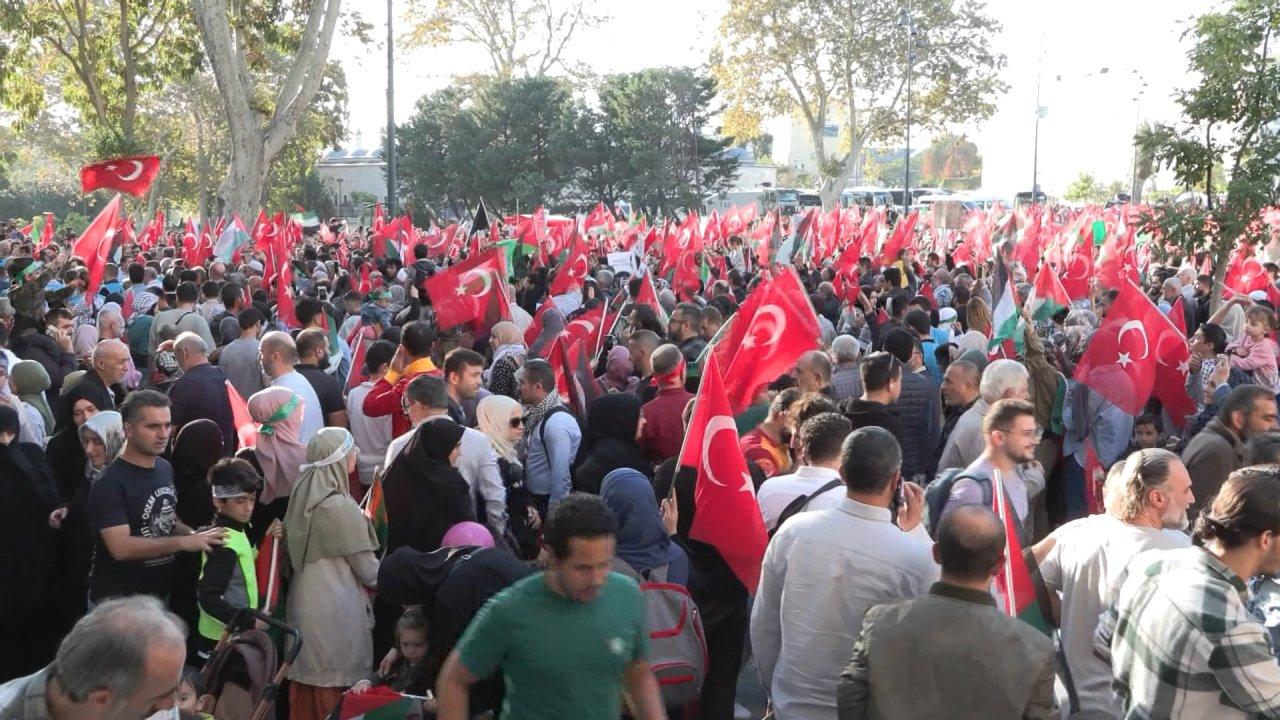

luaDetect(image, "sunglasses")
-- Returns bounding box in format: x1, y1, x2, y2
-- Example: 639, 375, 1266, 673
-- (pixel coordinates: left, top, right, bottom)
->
510, 416, 526, 429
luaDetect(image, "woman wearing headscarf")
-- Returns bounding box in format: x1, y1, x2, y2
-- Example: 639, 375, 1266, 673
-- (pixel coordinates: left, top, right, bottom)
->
382, 419, 475, 554
45, 383, 113, 512
571, 393, 650, 495
527, 304, 565, 358
243, 387, 307, 540
596, 344, 639, 394
485, 321, 526, 399
284, 428, 378, 720
601, 468, 688, 585
168, 419, 226, 647
475, 394, 539, 558
49, 408, 123, 637
0, 405, 62, 679
10, 359, 54, 441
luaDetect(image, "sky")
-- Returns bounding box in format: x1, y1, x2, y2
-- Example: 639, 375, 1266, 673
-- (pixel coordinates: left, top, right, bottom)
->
334, 0, 1218, 199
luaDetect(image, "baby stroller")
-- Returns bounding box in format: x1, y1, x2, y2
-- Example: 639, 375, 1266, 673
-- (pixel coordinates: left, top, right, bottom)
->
199, 608, 303, 720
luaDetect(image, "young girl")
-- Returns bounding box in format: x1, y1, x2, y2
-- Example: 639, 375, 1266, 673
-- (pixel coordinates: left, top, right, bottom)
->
350, 608, 434, 700
176, 666, 215, 720
1227, 304, 1280, 392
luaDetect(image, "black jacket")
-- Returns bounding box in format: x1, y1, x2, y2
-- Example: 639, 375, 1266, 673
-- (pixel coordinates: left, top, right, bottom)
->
839, 397, 907, 448
10, 327, 76, 395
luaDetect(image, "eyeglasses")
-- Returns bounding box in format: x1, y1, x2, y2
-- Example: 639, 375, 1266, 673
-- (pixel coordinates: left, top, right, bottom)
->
995, 426, 1044, 441
510, 416, 526, 429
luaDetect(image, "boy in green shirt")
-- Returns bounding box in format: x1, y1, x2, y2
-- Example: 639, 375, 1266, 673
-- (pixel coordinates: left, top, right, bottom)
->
436, 493, 665, 720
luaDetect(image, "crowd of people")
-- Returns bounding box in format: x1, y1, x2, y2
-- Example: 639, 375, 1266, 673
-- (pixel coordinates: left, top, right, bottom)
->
3, 206, 1280, 720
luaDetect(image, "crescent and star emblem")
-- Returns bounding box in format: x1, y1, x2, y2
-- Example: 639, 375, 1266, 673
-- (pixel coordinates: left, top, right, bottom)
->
1116, 320, 1150, 368
702, 415, 752, 493
742, 304, 786, 350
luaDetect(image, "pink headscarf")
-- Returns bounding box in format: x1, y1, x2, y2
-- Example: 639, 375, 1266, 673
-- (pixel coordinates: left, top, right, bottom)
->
248, 386, 307, 503
598, 344, 637, 393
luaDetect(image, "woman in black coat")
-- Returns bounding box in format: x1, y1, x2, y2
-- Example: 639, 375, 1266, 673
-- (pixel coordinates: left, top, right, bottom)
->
571, 393, 651, 495
382, 420, 476, 554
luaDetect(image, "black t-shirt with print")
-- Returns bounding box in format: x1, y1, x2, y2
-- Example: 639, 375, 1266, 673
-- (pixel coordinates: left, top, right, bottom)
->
88, 457, 181, 601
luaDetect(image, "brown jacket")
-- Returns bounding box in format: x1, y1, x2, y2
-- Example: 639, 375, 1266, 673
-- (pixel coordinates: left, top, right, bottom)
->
837, 582, 1055, 720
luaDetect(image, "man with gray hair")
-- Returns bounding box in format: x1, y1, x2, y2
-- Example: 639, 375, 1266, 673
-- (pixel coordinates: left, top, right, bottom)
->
82, 339, 132, 409
938, 358, 1029, 471
168, 331, 236, 452
793, 349, 833, 396
828, 335, 863, 402
1032, 449, 1193, 717
0, 596, 189, 720
1161, 276, 1195, 332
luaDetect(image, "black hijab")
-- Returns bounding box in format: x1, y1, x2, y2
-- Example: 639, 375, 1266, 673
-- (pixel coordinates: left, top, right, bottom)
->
572, 393, 650, 494
0, 405, 61, 613
381, 420, 475, 554
171, 419, 225, 527
47, 383, 115, 502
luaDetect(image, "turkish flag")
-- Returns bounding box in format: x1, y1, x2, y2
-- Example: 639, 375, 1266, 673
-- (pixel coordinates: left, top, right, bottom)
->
720, 268, 821, 413
424, 248, 511, 331
564, 302, 607, 350
680, 359, 769, 591
525, 300, 554, 349
1074, 280, 1169, 416
549, 228, 590, 296
1224, 244, 1270, 296
80, 155, 161, 197
878, 211, 918, 267
673, 250, 702, 301
1012, 207, 1042, 276
1096, 225, 1140, 289
71, 194, 123, 297
1157, 297, 1196, 428
1061, 237, 1094, 301
37, 213, 55, 251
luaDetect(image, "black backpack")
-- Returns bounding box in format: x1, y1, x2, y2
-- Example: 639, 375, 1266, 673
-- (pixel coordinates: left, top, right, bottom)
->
770, 479, 844, 538
923, 469, 991, 538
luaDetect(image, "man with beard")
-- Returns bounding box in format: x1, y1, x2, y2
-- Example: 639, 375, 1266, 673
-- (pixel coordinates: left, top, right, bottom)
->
940, 399, 1046, 544
1032, 449, 1193, 718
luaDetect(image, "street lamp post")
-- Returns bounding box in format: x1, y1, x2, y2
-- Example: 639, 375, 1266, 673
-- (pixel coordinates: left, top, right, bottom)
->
1031, 74, 1045, 200
385, 0, 397, 216
900, 0, 916, 216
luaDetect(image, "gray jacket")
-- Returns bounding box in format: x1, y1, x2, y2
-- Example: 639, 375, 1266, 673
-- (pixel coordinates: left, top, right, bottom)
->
837, 583, 1056, 720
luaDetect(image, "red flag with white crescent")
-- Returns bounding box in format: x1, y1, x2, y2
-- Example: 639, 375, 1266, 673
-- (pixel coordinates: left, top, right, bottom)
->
80, 155, 161, 197
70, 195, 123, 297
679, 359, 768, 591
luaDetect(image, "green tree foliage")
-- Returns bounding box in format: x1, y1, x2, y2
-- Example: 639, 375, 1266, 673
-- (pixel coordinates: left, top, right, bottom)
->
1064, 172, 1105, 203
0, 0, 201, 155
395, 68, 738, 219
714, 0, 1006, 207
1138, 0, 1280, 311
918, 134, 981, 189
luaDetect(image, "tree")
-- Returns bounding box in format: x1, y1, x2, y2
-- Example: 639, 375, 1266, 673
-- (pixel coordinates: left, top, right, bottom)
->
1063, 172, 1105, 203
596, 67, 738, 217
714, 0, 1006, 208
396, 86, 471, 219
1138, 0, 1280, 312
918, 133, 980, 188
0, 0, 200, 155
402, 0, 604, 78
190, 0, 348, 219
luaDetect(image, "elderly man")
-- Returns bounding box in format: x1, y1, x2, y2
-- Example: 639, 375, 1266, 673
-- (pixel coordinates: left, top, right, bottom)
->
79, 338, 131, 409
931, 268, 954, 308
938, 359, 1029, 472
1033, 449, 1193, 717
1161, 276, 1196, 332
794, 349, 834, 396
0, 597, 190, 720
168, 332, 236, 452
938, 360, 980, 457
97, 306, 141, 389
829, 335, 863, 402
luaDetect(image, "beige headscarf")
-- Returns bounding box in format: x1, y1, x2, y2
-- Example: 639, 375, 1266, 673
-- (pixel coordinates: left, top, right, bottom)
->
485, 321, 526, 384
476, 394, 522, 464
283, 427, 377, 572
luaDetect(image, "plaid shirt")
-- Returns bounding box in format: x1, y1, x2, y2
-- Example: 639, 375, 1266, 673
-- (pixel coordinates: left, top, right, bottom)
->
0, 667, 53, 720
1095, 547, 1280, 719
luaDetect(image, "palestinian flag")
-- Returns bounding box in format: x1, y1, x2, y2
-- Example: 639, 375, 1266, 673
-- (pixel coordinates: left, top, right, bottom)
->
362, 472, 388, 550
213, 215, 251, 264
992, 469, 1051, 634
1025, 262, 1069, 321
254, 532, 281, 614
330, 686, 423, 720
988, 279, 1023, 355
225, 381, 257, 450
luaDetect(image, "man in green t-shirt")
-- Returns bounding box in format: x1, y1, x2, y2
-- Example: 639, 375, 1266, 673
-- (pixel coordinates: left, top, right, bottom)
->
436, 493, 665, 720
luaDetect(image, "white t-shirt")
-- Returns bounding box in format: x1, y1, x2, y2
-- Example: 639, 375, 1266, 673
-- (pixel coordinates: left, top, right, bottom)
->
756, 466, 844, 532
270, 370, 323, 444
1039, 514, 1191, 718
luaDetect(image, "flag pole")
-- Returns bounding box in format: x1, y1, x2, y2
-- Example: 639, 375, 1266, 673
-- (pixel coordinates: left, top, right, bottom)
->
993, 468, 1015, 617
264, 539, 280, 614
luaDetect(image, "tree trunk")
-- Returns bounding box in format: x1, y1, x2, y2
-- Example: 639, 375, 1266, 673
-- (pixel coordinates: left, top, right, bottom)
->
819, 134, 869, 210
1210, 247, 1229, 316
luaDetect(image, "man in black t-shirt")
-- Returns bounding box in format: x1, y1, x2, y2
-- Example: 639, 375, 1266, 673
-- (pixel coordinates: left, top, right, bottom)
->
89, 390, 226, 603
296, 328, 348, 428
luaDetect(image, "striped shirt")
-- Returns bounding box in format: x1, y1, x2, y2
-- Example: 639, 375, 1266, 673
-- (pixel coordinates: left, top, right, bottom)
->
1095, 547, 1280, 719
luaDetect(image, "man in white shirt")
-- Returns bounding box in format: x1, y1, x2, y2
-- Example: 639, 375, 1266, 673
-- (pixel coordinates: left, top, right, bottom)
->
346, 339, 396, 492
1035, 448, 1194, 718
258, 331, 323, 443
384, 374, 507, 533
757, 412, 852, 532
751, 426, 938, 720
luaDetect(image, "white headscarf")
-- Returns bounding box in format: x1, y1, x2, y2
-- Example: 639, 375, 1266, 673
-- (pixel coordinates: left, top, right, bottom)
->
476, 394, 522, 464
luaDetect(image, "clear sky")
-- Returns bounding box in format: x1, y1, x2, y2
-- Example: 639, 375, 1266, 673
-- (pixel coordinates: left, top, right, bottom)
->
334, 0, 1217, 199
